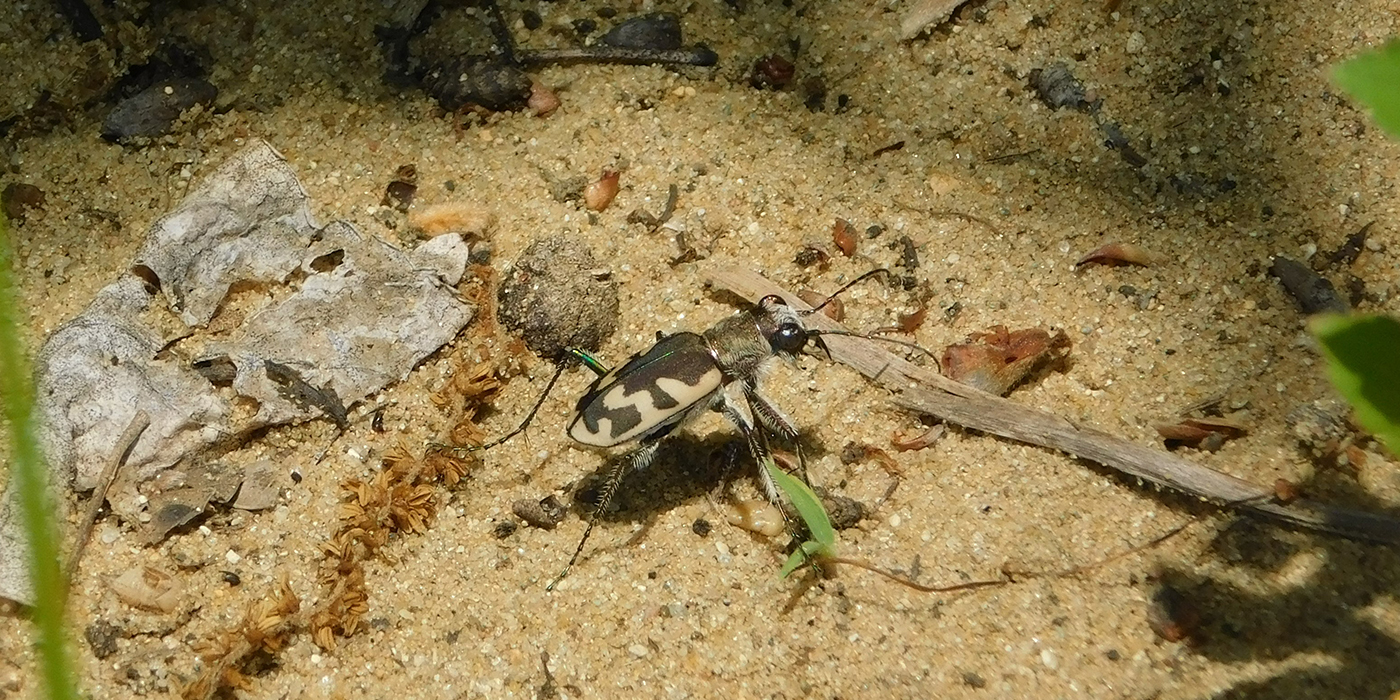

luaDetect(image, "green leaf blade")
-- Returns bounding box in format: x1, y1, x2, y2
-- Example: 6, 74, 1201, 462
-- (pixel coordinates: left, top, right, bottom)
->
764, 459, 835, 547
1311, 313, 1400, 457
1334, 39, 1400, 139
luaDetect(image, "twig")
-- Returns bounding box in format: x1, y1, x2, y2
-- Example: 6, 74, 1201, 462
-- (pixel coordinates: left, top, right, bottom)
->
517, 45, 719, 67
67, 410, 150, 576
710, 267, 1400, 546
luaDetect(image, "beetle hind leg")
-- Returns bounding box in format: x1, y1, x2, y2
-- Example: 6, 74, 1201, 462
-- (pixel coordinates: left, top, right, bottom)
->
547, 440, 660, 590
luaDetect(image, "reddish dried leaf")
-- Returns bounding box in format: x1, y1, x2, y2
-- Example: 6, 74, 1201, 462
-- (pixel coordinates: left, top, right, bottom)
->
832, 218, 857, 256
1147, 585, 1201, 644
797, 289, 844, 321
1075, 242, 1163, 268
941, 326, 1071, 395
1156, 416, 1248, 449
897, 306, 928, 333
891, 423, 946, 452
1273, 478, 1301, 504
1155, 423, 1215, 443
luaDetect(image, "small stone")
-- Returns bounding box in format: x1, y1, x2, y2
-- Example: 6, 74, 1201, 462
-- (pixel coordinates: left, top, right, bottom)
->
224, 549, 241, 564
628, 643, 649, 658
84, 620, 122, 659
600, 13, 682, 50
1125, 31, 1146, 54
101, 77, 219, 141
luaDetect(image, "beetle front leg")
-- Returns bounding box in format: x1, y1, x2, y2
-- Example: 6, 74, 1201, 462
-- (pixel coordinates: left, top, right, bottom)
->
742, 385, 814, 486
716, 394, 783, 506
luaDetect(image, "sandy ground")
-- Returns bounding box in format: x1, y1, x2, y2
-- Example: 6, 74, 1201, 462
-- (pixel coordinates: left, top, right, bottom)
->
3, 0, 1400, 698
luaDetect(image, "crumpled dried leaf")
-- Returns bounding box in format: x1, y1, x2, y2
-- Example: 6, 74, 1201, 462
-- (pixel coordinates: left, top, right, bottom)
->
0, 140, 474, 604
133, 141, 319, 327
941, 326, 1071, 396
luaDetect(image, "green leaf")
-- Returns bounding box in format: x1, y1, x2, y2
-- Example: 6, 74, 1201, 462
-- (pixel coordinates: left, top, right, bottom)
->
1311, 313, 1400, 457
780, 540, 832, 578
1334, 39, 1400, 139
764, 459, 838, 579
1, 212, 78, 699
764, 459, 835, 547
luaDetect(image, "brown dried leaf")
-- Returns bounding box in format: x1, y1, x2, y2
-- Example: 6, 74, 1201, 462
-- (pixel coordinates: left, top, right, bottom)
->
941, 326, 1071, 396
832, 218, 857, 257
796, 289, 844, 321
1075, 242, 1164, 268
1156, 417, 1248, 449
1147, 584, 1200, 644
891, 423, 946, 452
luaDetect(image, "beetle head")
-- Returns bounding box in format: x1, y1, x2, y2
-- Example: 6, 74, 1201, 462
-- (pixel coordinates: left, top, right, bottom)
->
755, 294, 811, 356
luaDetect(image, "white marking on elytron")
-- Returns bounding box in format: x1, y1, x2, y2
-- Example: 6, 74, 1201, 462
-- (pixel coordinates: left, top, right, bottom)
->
569, 367, 722, 447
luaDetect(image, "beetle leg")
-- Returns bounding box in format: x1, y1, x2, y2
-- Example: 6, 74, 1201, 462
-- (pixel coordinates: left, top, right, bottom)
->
743, 385, 799, 439
547, 440, 660, 591
743, 385, 813, 487
716, 394, 783, 505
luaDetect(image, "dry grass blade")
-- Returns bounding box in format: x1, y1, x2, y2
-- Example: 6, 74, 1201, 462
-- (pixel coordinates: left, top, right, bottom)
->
711, 266, 1400, 546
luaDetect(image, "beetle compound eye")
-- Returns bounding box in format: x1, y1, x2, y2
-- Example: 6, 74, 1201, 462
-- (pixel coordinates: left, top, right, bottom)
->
772, 324, 807, 354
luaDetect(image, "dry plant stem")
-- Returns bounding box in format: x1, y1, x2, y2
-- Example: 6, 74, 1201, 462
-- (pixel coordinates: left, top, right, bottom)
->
711, 267, 1400, 545
517, 46, 718, 67
823, 556, 1008, 593
67, 409, 150, 577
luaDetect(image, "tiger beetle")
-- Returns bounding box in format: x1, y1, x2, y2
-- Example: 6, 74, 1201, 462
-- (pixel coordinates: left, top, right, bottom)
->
448, 269, 903, 589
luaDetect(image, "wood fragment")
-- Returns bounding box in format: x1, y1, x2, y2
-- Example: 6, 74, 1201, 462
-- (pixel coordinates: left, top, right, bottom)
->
68, 410, 150, 576
710, 267, 1400, 546
900, 0, 973, 40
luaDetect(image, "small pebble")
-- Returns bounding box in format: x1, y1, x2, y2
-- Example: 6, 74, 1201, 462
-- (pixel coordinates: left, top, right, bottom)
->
714, 540, 733, 565
224, 549, 241, 564
600, 12, 682, 50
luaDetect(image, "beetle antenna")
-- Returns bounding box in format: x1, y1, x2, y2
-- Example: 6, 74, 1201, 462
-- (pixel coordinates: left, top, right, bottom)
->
803, 269, 891, 315
435, 347, 611, 456
809, 330, 942, 373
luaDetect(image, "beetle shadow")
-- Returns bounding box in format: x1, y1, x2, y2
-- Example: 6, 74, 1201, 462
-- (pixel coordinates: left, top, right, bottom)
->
563, 433, 760, 557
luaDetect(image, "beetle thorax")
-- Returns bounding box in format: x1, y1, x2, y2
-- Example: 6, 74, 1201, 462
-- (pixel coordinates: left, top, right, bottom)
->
702, 299, 807, 381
